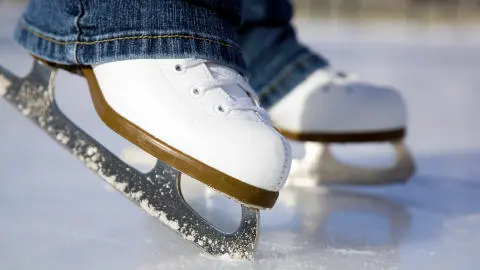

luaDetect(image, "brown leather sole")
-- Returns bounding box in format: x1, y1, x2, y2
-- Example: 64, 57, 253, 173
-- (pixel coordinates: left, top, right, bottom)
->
278, 128, 405, 143
82, 68, 278, 209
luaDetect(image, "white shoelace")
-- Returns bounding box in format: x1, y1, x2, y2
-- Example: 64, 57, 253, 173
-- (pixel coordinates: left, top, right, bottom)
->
176, 59, 265, 114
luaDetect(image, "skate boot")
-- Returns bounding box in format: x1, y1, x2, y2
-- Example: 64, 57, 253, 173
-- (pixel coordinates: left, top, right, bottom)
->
269, 68, 415, 186
0, 58, 291, 260
83, 59, 291, 208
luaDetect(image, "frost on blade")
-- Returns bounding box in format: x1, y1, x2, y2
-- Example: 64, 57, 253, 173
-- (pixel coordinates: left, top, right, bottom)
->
129, 191, 144, 200
140, 199, 181, 231
15, 83, 50, 119
0, 74, 11, 96
56, 132, 70, 145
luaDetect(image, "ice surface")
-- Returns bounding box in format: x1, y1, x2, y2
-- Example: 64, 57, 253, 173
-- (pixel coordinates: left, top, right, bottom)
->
1, 3, 480, 270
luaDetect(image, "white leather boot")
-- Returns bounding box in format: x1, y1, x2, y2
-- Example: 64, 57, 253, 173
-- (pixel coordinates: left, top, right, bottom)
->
269, 68, 415, 185
83, 59, 291, 208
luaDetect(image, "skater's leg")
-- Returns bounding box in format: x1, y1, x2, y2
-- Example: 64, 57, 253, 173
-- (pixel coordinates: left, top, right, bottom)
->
12, 0, 291, 208
240, 0, 414, 184
238, 0, 329, 108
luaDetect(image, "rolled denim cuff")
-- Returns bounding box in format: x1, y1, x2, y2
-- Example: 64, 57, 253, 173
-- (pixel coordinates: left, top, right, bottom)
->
14, 0, 246, 74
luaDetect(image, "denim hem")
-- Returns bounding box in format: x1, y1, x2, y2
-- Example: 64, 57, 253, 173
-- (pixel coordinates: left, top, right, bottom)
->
257, 52, 329, 109
14, 20, 247, 74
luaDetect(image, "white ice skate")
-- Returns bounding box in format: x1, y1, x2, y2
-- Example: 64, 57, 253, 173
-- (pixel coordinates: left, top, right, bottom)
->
269, 68, 415, 186
0, 58, 291, 260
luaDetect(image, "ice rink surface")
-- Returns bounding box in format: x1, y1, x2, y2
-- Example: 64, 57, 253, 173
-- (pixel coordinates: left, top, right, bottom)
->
1, 3, 480, 270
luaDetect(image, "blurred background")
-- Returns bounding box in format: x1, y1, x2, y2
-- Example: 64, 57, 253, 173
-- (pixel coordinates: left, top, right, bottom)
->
295, 0, 480, 22
4, 0, 480, 21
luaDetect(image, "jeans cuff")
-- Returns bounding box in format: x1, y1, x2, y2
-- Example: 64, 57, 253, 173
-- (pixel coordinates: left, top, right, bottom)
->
14, 20, 247, 75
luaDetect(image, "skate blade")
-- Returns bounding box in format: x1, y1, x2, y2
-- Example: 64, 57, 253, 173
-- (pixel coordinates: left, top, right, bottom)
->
0, 60, 259, 260
287, 141, 416, 186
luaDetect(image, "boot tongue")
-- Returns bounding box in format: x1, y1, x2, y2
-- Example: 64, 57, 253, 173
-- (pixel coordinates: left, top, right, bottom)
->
207, 64, 253, 103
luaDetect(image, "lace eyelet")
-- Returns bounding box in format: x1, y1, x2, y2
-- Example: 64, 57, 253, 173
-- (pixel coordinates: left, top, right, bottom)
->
215, 105, 227, 114
174, 64, 183, 72
191, 88, 202, 96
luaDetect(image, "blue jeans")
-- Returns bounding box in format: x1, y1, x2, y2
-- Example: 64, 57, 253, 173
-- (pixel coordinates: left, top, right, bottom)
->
15, 0, 328, 108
